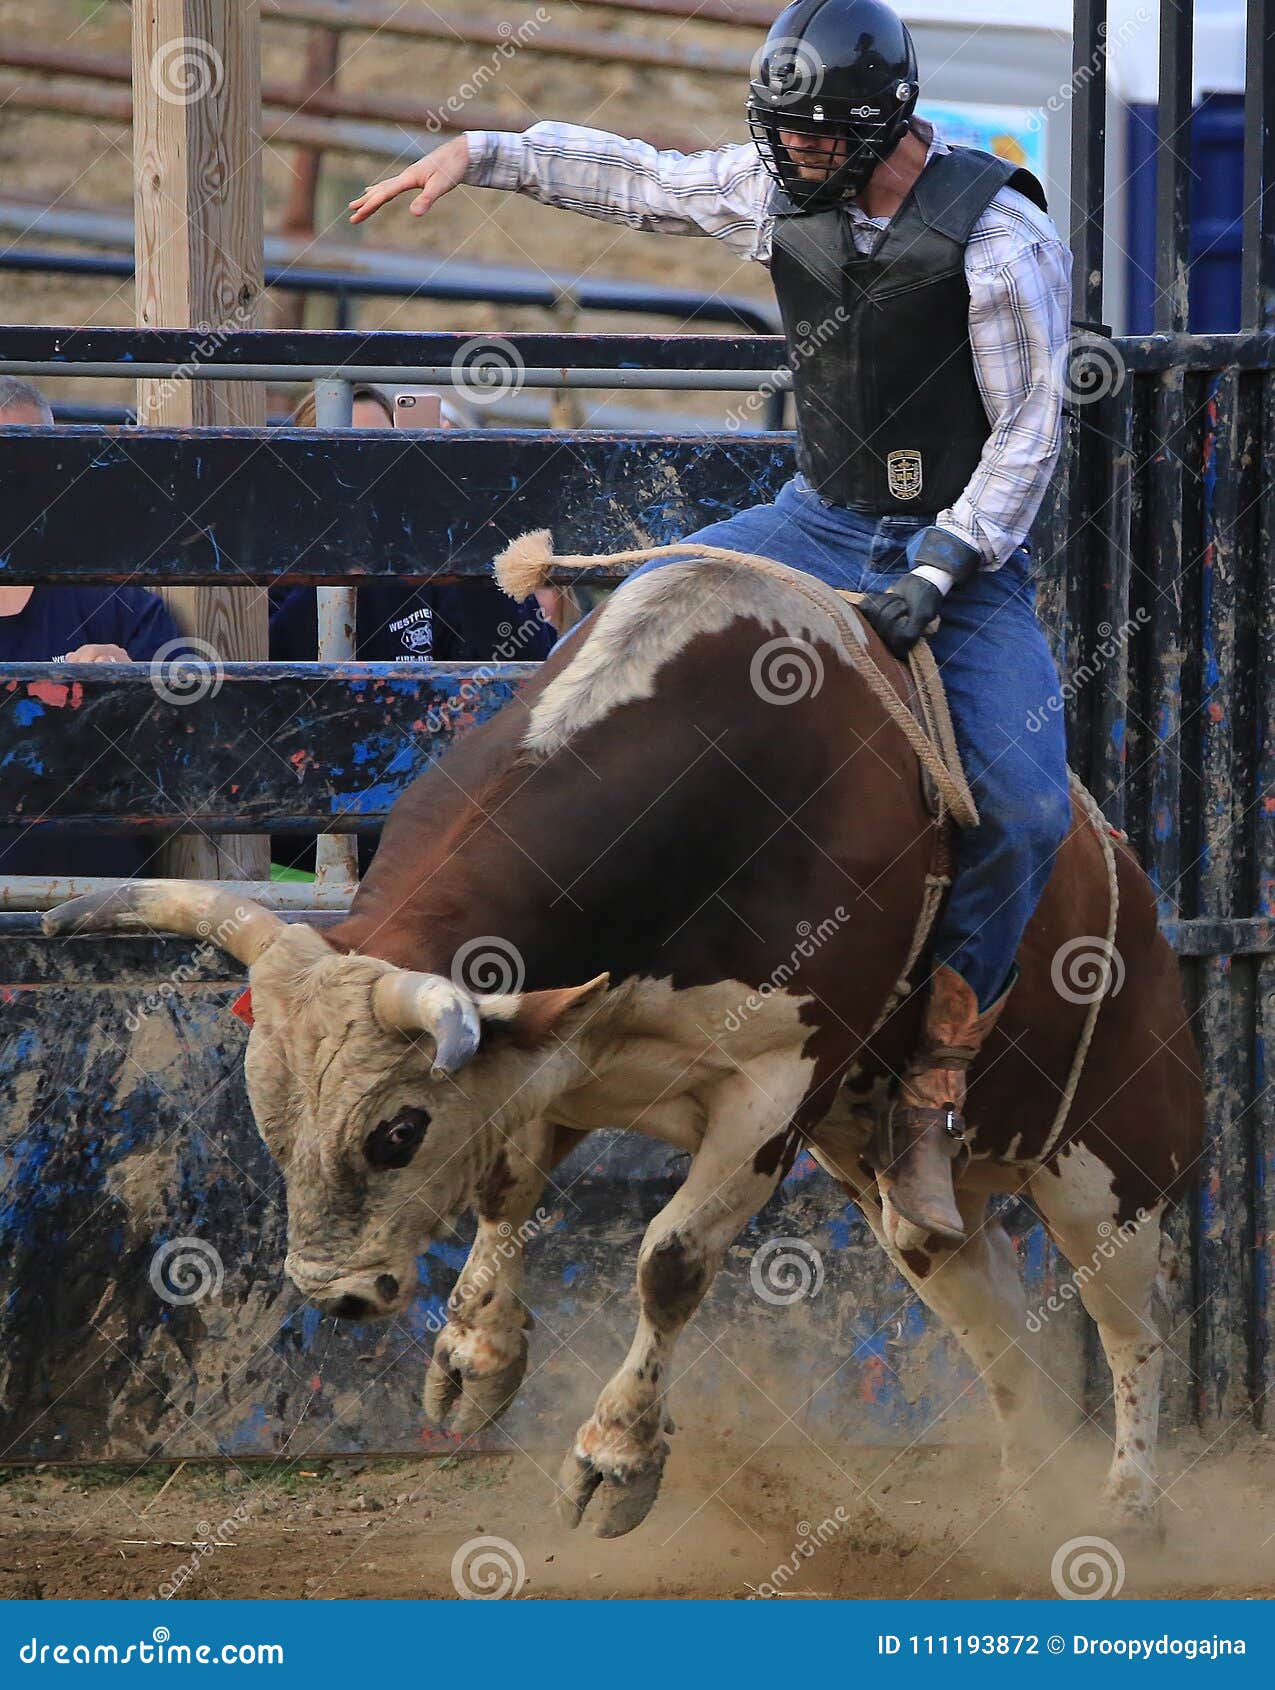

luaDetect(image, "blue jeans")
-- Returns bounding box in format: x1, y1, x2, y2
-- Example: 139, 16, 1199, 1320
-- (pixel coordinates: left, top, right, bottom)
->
606, 475, 1072, 1010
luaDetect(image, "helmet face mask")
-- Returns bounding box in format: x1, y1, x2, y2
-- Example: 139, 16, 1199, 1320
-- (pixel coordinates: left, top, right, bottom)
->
746, 0, 920, 210
747, 95, 912, 207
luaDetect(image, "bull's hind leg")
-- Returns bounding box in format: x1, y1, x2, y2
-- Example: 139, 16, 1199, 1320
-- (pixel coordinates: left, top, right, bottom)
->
426, 1121, 582, 1436
1030, 1147, 1169, 1532
814, 1148, 1052, 1493
557, 1055, 805, 1538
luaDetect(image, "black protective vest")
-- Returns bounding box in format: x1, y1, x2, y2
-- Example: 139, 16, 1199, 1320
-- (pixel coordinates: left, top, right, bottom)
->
769, 146, 1049, 514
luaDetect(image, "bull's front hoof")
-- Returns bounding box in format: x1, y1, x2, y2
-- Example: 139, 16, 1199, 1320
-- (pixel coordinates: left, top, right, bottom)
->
555, 1438, 669, 1539
1097, 1489, 1165, 1547
424, 1325, 529, 1436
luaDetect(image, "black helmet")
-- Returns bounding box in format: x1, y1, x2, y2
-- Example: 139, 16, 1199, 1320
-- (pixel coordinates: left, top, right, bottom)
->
747, 0, 920, 209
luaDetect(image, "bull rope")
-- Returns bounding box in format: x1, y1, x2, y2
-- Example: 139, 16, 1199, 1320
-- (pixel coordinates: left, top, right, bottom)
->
494, 532, 979, 828
495, 531, 1120, 1163
1035, 771, 1122, 1164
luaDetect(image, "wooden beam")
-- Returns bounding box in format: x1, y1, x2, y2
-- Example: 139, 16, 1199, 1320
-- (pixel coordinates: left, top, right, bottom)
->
0, 71, 459, 162
260, 0, 752, 77
544, 0, 776, 24
0, 41, 715, 155
131, 0, 269, 880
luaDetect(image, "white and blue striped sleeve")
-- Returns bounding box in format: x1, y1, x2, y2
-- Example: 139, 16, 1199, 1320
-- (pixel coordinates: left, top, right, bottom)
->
463, 122, 774, 263
938, 192, 1074, 569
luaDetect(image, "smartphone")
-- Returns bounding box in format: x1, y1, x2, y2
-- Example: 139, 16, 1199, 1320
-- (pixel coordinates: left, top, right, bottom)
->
392, 389, 444, 429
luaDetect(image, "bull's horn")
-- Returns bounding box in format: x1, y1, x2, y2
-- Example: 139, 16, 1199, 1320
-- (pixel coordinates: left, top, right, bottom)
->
41, 881, 285, 967
371, 971, 482, 1076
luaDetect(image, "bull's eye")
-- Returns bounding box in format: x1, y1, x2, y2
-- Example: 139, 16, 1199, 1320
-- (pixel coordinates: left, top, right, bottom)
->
364, 1106, 431, 1170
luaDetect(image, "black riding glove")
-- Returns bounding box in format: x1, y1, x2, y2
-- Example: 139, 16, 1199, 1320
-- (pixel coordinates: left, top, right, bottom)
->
858, 572, 944, 659
858, 528, 983, 659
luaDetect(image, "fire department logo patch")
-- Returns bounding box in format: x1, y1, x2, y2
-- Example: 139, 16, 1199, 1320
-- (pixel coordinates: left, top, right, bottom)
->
886, 449, 923, 500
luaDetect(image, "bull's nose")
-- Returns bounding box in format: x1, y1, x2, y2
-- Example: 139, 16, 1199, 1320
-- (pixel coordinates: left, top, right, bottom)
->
330, 1292, 373, 1321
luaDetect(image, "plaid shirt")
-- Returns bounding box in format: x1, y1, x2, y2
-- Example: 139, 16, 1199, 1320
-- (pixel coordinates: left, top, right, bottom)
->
464, 121, 1072, 570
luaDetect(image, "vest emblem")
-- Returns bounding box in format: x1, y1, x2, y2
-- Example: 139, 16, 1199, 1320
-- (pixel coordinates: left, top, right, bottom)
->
886, 449, 923, 500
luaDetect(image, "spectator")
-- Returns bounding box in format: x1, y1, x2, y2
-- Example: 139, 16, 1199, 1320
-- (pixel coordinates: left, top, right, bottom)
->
0, 377, 186, 882
271, 384, 560, 663
270, 384, 558, 875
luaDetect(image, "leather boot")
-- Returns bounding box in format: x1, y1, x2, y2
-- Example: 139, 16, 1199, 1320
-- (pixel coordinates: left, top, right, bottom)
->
878, 964, 1016, 1246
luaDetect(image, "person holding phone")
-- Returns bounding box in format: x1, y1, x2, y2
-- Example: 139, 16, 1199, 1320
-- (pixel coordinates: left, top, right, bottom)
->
269, 384, 557, 874
271, 384, 557, 665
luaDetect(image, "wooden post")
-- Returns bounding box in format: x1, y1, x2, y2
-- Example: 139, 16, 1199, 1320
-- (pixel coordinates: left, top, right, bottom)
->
132, 0, 269, 881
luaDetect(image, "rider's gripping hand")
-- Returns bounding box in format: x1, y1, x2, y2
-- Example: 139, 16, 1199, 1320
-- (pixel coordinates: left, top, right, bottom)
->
349, 136, 472, 224
857, 573, 944, 658
858, 528, 983, 658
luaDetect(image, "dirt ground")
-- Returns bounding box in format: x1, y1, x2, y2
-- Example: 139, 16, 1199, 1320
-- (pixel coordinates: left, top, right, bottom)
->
2, 1430, 1273, 1601
7, 0, 1271, 1614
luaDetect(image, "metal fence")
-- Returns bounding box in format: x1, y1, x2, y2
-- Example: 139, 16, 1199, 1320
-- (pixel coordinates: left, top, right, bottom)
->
1, 0, 1274, 1455
1042, 0, 1273, 1424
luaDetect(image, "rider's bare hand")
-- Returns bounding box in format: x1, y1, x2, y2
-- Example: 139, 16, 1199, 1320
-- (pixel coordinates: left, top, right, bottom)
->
348, 136, 471, 225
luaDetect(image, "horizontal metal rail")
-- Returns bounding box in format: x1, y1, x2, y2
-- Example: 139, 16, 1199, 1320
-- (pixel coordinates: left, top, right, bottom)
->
0, 429, 796, 583
0, 361, 790, 390
0, 326, 788, 369
0, 249, 779, 336
4, 893, 1265, 957
0, 661, 540, 832
43, 397, 753, 432
0, 361, 784, 390
0, 878, 350, 913
5, 326, 1275, 379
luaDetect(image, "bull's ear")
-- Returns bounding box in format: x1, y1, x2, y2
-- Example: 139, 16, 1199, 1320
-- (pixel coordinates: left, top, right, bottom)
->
480, 973, 610, 1049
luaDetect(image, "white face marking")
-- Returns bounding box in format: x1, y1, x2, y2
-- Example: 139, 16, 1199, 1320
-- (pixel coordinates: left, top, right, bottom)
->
522, 559, 866, 758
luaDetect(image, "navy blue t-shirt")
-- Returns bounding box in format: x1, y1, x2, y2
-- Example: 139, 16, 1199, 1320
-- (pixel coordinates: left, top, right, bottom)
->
268, 582, 553, 873
268, 582, 555, 664
1, 588, 184, 880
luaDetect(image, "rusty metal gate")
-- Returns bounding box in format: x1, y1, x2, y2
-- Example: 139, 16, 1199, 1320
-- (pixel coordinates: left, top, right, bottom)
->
1, 0, 1273, 1460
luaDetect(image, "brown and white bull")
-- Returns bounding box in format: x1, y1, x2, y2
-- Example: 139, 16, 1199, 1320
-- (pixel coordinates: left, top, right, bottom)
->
46, 559, 1202, 1538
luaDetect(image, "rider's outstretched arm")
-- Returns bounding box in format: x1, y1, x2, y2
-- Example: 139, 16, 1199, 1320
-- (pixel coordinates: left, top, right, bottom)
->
464, 121, 772, 260
350, 123, 772, 264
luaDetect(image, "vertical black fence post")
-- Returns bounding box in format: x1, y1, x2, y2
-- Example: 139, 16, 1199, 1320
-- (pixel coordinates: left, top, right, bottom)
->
1063, 0, 1111, 1414
1144, 0, 1194, 922
1245, 0, 1275, 1426
1070, 0, 1108, 327
1242, 0, 1275, 332
1156, 0, 1195, 334
1143, 0, 1197, 1426
1064, 0, 1109, 800
1194, 366, 1251, 1426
